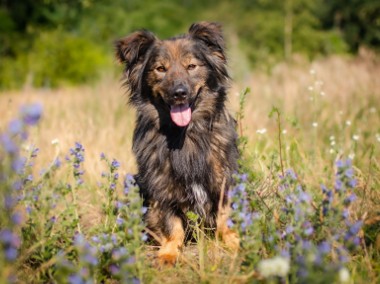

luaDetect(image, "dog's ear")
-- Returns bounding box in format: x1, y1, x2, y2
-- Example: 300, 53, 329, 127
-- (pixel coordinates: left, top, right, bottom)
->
115, 30, 156, 69
188, 22, 226, 61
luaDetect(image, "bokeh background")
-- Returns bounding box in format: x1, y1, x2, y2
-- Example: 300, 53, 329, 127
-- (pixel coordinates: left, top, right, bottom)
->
0, 0, 379, 89
0, 2, 380, 282
0, 0, 379, 180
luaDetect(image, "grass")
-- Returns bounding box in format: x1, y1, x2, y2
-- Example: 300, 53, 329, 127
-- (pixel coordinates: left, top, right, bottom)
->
0, 54, 379, 283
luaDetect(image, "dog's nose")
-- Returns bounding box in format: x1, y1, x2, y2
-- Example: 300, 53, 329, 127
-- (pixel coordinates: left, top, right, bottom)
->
173, 86, 188, 100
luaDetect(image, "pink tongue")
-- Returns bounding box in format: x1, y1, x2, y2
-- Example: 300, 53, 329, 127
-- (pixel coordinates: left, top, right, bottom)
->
170, 104, 192, 127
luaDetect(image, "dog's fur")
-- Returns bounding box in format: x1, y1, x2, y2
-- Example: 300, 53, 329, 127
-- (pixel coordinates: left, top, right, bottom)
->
115, 22, 239, 264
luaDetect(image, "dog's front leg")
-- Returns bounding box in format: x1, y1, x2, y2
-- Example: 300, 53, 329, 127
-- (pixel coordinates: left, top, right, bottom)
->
157, 215, 185, 266
216, 205, 240, 252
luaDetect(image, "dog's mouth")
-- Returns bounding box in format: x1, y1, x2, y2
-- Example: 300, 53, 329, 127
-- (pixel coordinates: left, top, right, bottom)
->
170, 103, 191, 127
167, 87, 202, 127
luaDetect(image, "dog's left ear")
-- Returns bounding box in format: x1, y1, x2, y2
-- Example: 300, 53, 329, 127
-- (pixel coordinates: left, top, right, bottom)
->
189, 22, 226, 62
115, 30, 156, 69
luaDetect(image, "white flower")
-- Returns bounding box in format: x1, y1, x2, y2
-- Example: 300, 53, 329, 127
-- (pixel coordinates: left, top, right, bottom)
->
51, 138, 60, 145
309, 69, 316, 75
352, 135, 359, 141
349, 153, 355, 160
329, 149, 335, 154
346, 120, 351, 126
308, 86, 314, 91
312, 122, 318, 128
22, 143, 32, 151
257, 256, 290, 278
282, 129, 287, 134
256, 128, 267, 134
375, 133, 380, 142
330, 140, 336, 146
369, 107, 376, 114
320, 91, 326, 96
338, 267, 350, 283
329, 135, 335, 141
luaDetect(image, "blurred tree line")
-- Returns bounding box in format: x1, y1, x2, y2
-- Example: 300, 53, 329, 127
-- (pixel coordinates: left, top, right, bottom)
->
0, 0, 378, 90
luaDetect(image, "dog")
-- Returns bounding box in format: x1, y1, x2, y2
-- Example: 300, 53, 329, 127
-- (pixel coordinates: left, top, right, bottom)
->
115, 22, 239, 265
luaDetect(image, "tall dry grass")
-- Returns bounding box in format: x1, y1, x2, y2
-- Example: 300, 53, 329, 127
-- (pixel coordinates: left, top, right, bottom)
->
0, 55, 378, 191
1, 54, 379, 180
1, 54, 379, 283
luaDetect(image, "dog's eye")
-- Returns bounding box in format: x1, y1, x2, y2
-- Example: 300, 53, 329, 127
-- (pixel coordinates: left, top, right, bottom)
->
156, 66, 166, 73
187, 64, 197, 71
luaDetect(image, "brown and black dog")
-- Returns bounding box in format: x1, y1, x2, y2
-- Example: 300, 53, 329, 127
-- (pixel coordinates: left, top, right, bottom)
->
115, 22, 239, 265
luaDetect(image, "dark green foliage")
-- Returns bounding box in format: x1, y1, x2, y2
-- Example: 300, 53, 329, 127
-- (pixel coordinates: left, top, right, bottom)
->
0, 0, 378, 89
319, 0, 380, 52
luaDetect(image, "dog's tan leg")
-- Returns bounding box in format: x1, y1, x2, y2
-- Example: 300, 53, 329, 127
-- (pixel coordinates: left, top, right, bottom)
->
216, 205, 240, 251
157, 215, 185, 266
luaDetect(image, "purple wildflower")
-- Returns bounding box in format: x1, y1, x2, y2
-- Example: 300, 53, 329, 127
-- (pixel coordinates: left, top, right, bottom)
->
5, 247, 18, 261
0, 134, 18, 154
344, 193, 357, 205
318, 241, 331, 254
21, 104, 43, 126
285, 169, 297, 180
111, 159, 120, 169
348, 220, 363, 236
68, 274, 83, 284
8, 119, 23, 134
109, 264, 120, 275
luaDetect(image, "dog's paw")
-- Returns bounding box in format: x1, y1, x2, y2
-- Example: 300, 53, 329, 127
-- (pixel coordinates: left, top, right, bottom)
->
223, 230, 240, 252
157, 252, 178, 266
157, 245, 180, 266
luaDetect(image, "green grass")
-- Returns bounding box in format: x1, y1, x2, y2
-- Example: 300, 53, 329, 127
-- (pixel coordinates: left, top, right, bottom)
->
0, 55, 379, 283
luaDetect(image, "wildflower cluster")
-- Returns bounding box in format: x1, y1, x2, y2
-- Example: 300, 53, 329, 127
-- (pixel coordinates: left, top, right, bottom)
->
68, 142, 85, 185
320, 159, 362, 254
229, 173, 260, 234
229, 173, 262, 265
0, 104, 42, 282
58, 233, 99, 283
230, 161, 362, 282
274, 163, 361, 282
0, 105, 145, 283
99, 153, 120, 229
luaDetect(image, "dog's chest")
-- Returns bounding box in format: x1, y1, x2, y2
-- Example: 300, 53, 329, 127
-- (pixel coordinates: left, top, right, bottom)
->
189, 183, 208, 215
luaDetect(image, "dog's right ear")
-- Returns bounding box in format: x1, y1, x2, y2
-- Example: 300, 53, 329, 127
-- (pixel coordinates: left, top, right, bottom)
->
115, 30, 156, 69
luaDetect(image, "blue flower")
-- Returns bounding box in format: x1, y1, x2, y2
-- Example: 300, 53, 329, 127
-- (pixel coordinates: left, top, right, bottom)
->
344, 193, 357, 205
68, 274, 84, 284
227, 218, 234, 228
285, 169, 297, 180
21, 104, 43, 126
348, 179, 357, 188
5, 247, 18, 261
8, 119, 23, 134
11, 213, 22, 225
116, 217, 124, 226
336, 160, 345, 169
334, 179, 343, 191
345, 168, 354, 179
348, 221, 363, 236
317, 241, 330, 254
1, 134, 18, 154
299, 191, 311, 203
111, 159, 120, 169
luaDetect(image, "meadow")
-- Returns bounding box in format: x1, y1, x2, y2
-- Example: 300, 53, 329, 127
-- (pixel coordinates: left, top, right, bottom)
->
0, 53, 379, 283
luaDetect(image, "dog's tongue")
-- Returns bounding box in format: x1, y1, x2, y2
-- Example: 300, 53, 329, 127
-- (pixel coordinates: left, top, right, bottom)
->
170, 104, 192, 127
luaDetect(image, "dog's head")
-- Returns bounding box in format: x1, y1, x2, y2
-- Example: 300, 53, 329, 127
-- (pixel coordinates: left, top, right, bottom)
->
115, 22, 228, 127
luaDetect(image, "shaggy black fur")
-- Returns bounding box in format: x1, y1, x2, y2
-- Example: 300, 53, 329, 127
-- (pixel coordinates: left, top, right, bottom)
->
115, 22, 238, 241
